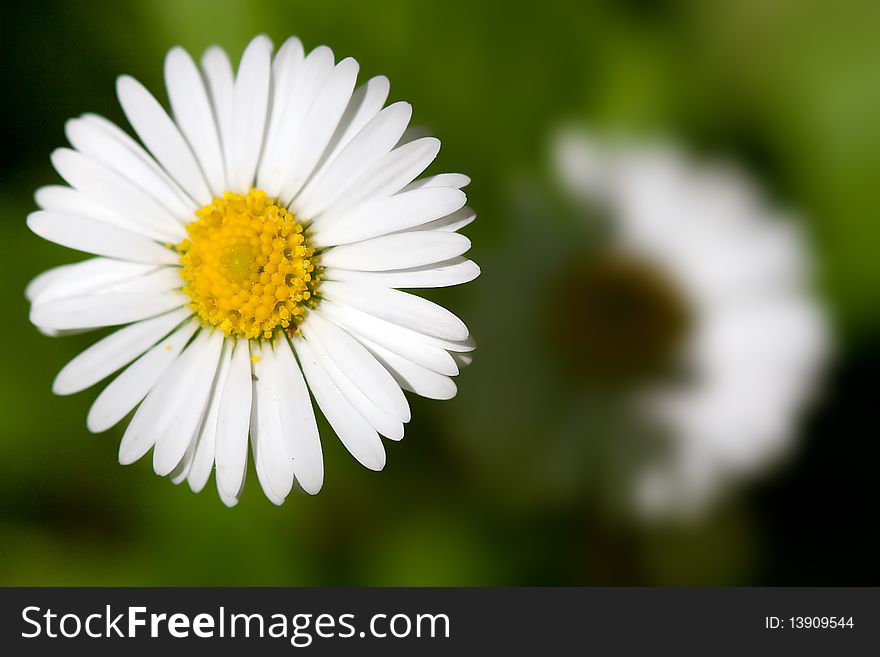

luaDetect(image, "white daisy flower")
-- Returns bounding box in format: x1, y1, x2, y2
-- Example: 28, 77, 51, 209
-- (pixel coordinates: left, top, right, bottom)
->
26, 35, 478, 506
554, 129, 828, 519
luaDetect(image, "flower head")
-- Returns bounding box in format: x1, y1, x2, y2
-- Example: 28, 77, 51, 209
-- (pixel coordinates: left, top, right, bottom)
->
26, 35, 479, 506
554, 129, 828, 518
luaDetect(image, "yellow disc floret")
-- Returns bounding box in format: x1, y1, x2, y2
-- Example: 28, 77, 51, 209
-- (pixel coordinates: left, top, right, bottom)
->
178, 189, 320, 340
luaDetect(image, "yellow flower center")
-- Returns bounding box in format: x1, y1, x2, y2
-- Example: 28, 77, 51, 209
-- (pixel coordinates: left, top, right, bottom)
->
177, 189, 320, 340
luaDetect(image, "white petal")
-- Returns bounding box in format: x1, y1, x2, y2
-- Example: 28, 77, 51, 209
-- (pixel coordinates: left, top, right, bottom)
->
357, 335, 457, 400
250, 343, 295, 502
188, 337, 234, 492
395, 125, 432, 147
53, 307, 191, 395
169, 436, 196, 485
217, 476, 242, 507
452, 352, 474, 368
116, 75, 212, 203
257, 45, 334, 197
322, 231, 470, 272
165, 47, 226, 196
294, 338, 386, 470
79, 113, 196, 217
250, 427, 285, 506
31, 290, 187, 331
321, 280, 469, 341
229, 35, 272, 193
411, 206, 476, 233
66, 117, 195, 223
27, 211, 178, 265
312, 187, 467, 246
326, 257, 480, 288
318, 299, 458, 375
322, 137, 440, 214
254, 37, 305, 192
297, 101, 411, 219
35, 185, 135, 230
27, 258, 156, 305
271, 37, 305, 98
272, 337, 323, 494
305, 311, 409, 421
115, 329, 209, 466
402, 173, 471, 192
201, 46, 235, 187
150, 330, 224, 475
101, 267, 182, 294
50, 148, 184, 242
87, 320, 198, 432
423, 333, 477, 353
321, 76, 390, 160
277, 57, 360, 204
295, 75, 391, 210
300, 325, 403, 441
215, 337, 253, 498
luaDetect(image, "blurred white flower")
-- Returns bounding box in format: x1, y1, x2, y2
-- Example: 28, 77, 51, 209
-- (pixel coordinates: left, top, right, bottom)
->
554, 129, 829, 519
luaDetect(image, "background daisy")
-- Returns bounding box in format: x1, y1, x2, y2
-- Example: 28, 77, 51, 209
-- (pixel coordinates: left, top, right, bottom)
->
553, 130, 829, 518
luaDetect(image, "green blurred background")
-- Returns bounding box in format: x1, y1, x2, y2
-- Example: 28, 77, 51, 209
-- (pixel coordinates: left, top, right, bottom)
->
1, 0, 878, 585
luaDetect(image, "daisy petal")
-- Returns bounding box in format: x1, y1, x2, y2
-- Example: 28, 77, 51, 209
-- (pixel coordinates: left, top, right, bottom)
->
87, 320, 198, 432
115, 329, 209, 467
31, 291, 187, 331
278, 57, 360, 204
402, 173, 471, 192
294, 338, 386, 470
298, 101, 411, 219
169, 438, 196, 485
229, 35, 273, 193
295, 75, 391, 208
50, 148, 184, 242
35, 185, 137, 231
254, 37, 305, 191
300, 326, 403, 440
53, 307, 191, 395
66, 117, 195, 222
357, 335, 458, 400
165, 47, 226, 196
411, 206, 476, 233
395, 125, 432, 147
26, 258, 156, 305
79, 113, 196, 216
312, 187, 467, 246
116, 75, 212, 203
250, 343, 295, 502
318, 299, 458, 375
271, 37, 306, 98
151, 330, 224, 476
215, 337, 253, 499
326, 257, 480, 288
273, 337, 323, 495
217, 479, 242, 507
187, 338, 233, 493
306, 311, 409, 421
27, 211, 179, 265
101, 267, 182, 294
324, 137, 440, 213
322, 231, 470, 272
321, 75, 391, 161
257, 45, 334, 197
201, 46, 236, 187
321, 280, 469, 341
